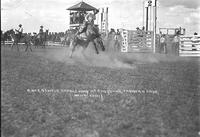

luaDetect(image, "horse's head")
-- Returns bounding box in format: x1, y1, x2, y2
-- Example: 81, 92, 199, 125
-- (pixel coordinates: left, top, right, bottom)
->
6, 29, 15, 35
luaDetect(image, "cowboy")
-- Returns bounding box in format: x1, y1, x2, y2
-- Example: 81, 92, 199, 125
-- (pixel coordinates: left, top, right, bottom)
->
160, 34, 167, 54
142, 26, 145, 31
85, 13, 95, 25
136, 27, 143, 36
39, 26, 44, 35
38, 26, 44, 44
173, 33, 180, 55
76, 11, 99, 40
73, 12, 77, 24
70, 12, 73, 24
15, 24, 23, 40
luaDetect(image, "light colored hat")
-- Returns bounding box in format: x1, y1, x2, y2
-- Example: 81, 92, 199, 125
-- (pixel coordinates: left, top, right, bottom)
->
85, 13, 95, 21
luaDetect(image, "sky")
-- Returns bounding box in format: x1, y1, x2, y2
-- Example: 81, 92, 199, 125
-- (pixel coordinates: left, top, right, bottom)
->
1, 0, 200, 34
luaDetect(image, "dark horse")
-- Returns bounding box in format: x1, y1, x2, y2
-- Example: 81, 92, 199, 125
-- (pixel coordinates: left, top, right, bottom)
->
1, 30, 12, 46
69, 24, 105, 58
6, 29, 33, 52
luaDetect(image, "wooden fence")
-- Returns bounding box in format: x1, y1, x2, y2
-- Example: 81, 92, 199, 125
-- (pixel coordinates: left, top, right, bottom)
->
121, 30, 159, 53
179, 35, 200, 57
1, 41, 25, 45
46, 41, 63, 46
1, 41, 64, 47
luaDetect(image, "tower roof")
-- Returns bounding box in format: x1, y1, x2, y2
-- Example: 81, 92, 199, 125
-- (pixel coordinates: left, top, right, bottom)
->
67, 1, 97, 11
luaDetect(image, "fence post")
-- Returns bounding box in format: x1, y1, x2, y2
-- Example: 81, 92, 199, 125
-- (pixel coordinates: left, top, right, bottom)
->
153, 0, 157, 53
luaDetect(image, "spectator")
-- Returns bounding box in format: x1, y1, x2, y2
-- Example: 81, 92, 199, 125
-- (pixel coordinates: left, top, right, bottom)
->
136, 27, 143, 36
191, 32, 199, 51
142, 26, 145, 31
80, 12, 85, 23
73, 12, 76, 24
109, 28, 115, 35
160, 34, 167, 54
116, 29, 120, 35
172, 33, 180, 56
70, 12, 73, 24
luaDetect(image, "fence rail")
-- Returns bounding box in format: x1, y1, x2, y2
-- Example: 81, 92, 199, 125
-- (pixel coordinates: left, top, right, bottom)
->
1, 41, 25, 45
179, 35, 200, 57
121, 30, 160, 53
1, 41, 65, 46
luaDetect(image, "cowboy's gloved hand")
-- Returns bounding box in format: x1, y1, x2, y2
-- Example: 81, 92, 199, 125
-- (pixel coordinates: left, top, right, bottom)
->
93, 10, 99, 15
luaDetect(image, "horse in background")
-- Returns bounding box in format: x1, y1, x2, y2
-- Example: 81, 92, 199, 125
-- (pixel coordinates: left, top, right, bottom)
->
60, 34, 70, 46
1, 30, 12, 46
6, 29, 33, 52
35, 30, 49, 48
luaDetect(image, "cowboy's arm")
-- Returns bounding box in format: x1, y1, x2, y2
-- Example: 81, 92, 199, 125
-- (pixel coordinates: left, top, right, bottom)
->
15, 29, 20, 33
94, 9, 99, 15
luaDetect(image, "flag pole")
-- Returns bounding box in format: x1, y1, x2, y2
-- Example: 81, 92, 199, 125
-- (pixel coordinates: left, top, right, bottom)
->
153, 0, 157, 53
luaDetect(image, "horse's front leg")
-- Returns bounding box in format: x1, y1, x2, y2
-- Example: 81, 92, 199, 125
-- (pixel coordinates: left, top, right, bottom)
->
17, 42, 20, 52
25, 42, 30, 52
11, 42, 14, 50
93, 40, 99, 54
43, 41, 46, 48
30, 42, 33, 52
97, 38, 105, 51
69, 41, 76, 58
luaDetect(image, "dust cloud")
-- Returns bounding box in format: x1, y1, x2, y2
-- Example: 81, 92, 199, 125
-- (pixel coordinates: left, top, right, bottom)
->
33, 40, 195, 69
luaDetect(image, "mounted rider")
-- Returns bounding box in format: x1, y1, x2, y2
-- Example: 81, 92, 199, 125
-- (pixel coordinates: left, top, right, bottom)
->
15, 24, 23, 41
39, 26, 44, 37
76, 9, 99, 40
38, 25, 44, 43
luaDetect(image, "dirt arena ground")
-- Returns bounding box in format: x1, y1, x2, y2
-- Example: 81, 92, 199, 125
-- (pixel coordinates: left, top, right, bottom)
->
1, 45, 200, 137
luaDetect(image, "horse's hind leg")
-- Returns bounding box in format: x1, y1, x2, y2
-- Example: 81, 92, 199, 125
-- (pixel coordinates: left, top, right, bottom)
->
11, 43, 14, 50
69, 41, 76, 58
17, 44, 20, 52
69, 46, 76, 58
43, 41, 46, 48
25, 43, 28, 52
30, 44, 33, 52
98, 39, 105, 51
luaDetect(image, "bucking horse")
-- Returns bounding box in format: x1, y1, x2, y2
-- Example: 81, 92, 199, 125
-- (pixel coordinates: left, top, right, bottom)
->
68, 24, 105, 58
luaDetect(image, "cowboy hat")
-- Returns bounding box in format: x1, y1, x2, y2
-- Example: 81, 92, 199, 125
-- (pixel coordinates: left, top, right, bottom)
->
85, 13, 95, 21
